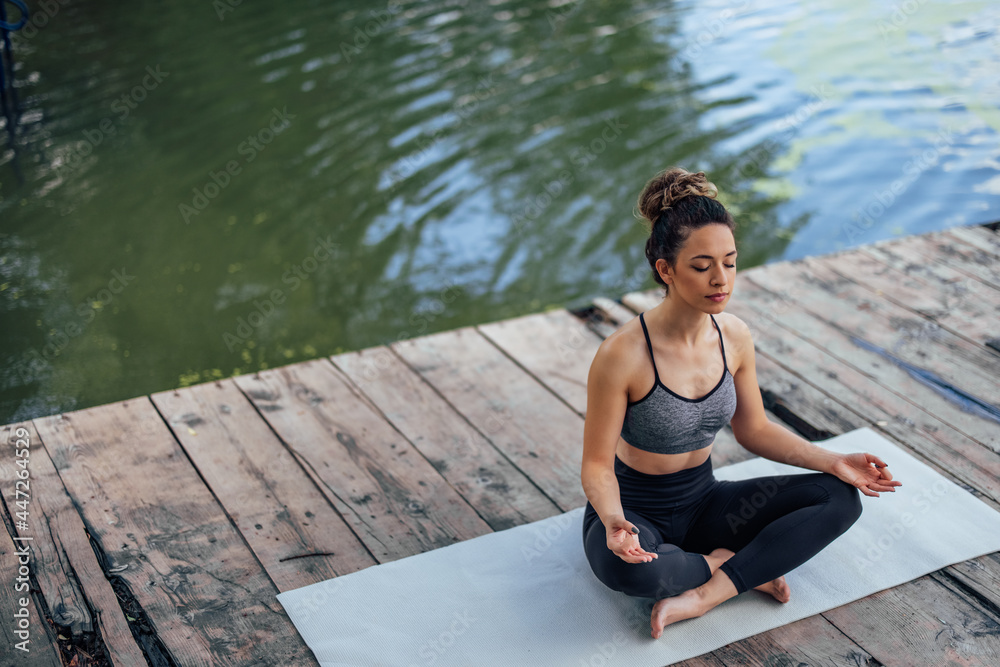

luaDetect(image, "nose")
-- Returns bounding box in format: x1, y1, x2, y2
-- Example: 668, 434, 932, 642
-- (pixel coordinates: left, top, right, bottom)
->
711, 264, 728, 286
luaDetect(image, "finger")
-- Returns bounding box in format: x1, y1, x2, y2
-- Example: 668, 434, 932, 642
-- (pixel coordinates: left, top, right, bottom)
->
628, 546, 658, 560
625, 545, 657, 561
621, 551, 653, 564
857, 484, 879, 497
868, 453, 888, 468
869, 482, 899, 492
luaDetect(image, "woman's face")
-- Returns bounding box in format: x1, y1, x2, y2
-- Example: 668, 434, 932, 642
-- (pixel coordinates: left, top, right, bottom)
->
656, 223, 737, 310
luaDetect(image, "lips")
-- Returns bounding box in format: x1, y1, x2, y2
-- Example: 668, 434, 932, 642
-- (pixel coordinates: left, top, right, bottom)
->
707, 293, 728, 298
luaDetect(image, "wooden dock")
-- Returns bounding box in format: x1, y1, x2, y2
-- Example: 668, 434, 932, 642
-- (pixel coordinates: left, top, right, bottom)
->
2, 221, 999, 666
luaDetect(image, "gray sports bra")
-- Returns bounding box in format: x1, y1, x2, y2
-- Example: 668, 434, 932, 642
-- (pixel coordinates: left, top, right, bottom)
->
620, 312, 738, 455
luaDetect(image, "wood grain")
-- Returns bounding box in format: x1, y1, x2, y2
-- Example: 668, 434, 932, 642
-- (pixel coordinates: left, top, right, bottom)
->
151, 380, 376, 592
392, 326, 587, 511
33, 399, 313, 666
332, 346, 561, 531
233, 359, 494, 562
0, 421, 147, 664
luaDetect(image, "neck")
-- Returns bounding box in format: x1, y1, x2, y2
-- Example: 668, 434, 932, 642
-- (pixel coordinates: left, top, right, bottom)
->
648, 294, 716, 348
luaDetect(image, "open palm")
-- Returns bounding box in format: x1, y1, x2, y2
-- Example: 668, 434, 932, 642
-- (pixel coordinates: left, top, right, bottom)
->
829, 452, 902, 497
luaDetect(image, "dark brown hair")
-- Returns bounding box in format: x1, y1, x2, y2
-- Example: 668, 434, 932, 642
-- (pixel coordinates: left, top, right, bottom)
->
636, 167, 736, 295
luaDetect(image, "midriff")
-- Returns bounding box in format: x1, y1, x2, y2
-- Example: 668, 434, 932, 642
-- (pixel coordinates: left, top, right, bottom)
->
616, 436, 713, 475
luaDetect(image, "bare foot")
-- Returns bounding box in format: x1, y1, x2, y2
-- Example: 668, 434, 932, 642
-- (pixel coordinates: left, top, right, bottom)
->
752, 575, 791, 603
650, 589, 708, 639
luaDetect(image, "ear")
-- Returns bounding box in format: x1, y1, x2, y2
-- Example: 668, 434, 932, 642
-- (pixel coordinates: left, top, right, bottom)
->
656, 259, 673, 285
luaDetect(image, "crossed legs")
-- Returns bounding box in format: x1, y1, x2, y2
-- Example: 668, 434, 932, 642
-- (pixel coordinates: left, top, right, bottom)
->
582, 471, 863, 638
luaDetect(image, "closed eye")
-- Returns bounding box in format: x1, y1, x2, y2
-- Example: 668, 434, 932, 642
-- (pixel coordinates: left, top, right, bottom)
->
693, 265, 736, 271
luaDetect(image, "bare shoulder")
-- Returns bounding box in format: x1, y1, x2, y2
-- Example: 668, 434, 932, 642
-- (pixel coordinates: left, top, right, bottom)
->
715, 311, 754, 376
589, 316, 644, 385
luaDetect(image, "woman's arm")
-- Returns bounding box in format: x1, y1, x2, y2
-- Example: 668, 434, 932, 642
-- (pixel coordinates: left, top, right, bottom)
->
726, 315, 901, 496
581, 335, 630, 527
581, 332, 659, 563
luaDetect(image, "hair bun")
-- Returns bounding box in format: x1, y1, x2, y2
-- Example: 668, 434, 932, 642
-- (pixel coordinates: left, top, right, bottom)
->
637, 167, 719, 223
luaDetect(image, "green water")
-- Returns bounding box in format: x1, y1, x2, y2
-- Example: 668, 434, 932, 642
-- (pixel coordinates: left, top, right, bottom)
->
1, 0, 998, 423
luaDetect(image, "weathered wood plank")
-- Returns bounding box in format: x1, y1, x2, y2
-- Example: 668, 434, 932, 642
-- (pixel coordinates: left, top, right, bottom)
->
1, 421, 89, 635
850, 243, 999, 349
822, 575, 1000, 666
677, 654, 729, 667
720, 287, 1000, 505
929, 569, 1000, 627
945, 224, 1000, 259
939, 552, 1000, 613
233, 359, 493, 562
33, 399, 313, 666
749, 256, 1000, 404
392, 326, 587, 511
0, 422, 147, 665
477, 309, 602, 416
0, 492, 63, 666
331, 346, 561, 531
896, 229, 1000, 291
591, 296, 641, 329
739, 265, 1000, 456
151, 380, 376, 592
714, 613, 877, 666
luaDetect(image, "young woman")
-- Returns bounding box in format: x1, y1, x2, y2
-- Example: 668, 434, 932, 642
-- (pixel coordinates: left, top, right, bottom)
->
581, 167, 902, 639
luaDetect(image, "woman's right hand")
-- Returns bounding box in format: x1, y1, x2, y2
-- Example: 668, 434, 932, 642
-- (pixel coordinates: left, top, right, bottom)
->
606, 516, 658, 563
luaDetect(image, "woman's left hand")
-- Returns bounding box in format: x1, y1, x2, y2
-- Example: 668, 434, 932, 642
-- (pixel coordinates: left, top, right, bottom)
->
829, 452, 902, 497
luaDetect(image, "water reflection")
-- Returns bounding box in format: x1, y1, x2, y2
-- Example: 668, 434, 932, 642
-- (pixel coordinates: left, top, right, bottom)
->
0, 0, 997, 423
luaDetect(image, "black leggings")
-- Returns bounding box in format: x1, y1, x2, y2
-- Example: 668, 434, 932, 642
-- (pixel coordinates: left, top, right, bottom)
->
582, 453, 863, 598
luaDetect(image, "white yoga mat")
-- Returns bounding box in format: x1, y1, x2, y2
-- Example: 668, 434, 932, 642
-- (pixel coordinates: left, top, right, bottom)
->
277, 427, 1000, 667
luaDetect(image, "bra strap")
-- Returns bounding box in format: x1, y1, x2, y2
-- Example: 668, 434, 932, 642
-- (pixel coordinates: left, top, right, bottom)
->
639, 312, 661, 385
710, 314, 728, 372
